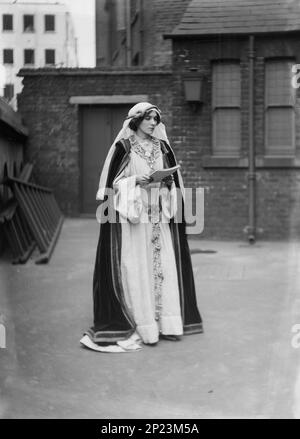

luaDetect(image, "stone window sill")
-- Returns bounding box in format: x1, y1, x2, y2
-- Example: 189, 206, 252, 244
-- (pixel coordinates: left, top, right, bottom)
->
202, 155, 300, 168
202, 156, 248, 168
255, 156, 300, 168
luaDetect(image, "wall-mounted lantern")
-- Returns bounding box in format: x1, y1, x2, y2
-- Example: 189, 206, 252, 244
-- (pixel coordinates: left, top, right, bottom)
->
182, 69, 206, 112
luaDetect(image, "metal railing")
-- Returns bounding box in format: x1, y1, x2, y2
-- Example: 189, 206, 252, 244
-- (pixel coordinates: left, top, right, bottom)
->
0, 199, 35, 264
0, 163, 35, 264
1, 163, 64, 264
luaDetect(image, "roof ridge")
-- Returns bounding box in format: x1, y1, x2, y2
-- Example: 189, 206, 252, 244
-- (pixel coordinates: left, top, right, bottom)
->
169, 0, 300, 37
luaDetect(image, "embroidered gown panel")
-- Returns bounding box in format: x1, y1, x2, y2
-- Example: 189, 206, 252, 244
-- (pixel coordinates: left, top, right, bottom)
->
112, 137, 183, 344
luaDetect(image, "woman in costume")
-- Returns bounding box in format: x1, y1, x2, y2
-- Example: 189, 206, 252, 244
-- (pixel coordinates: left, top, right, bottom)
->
80, 102, 203, 352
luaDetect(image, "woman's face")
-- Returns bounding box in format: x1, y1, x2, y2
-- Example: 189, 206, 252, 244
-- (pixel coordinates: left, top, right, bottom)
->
137, 110, 159, 137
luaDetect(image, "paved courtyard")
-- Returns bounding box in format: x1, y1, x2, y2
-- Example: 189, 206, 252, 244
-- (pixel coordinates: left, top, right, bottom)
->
1, 219, 300, 418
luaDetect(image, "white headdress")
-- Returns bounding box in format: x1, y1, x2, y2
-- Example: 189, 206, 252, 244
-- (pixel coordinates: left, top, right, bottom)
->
96, 102, 184, 200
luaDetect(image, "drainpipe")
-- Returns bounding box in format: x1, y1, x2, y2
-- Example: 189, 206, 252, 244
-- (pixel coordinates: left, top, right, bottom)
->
139, 0, 144, 65
126, 0, 132, 67
108, 1, 113, 65
248, 34, 256, 244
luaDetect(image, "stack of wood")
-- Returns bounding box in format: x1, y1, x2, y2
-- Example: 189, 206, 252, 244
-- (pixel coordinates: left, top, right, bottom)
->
0, 163, 64, 264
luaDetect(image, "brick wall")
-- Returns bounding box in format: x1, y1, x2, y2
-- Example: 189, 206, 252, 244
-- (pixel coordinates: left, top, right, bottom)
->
17, 68, 173, 216
171, 35, 300, 239
143, 0, 190, 67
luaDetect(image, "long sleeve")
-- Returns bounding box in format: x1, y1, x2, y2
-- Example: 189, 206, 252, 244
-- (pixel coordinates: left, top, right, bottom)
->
160, 182, 178, 221
113, 166, 143, 223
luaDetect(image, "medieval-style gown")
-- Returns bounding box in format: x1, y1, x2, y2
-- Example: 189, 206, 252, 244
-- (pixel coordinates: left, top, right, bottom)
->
85, 135, 203, 347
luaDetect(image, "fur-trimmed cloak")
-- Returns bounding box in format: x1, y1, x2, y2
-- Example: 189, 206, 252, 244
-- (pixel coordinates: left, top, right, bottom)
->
86, 139, 203, 343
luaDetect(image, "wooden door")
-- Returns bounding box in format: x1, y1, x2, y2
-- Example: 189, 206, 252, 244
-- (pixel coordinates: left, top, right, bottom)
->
80, 105, 131, 213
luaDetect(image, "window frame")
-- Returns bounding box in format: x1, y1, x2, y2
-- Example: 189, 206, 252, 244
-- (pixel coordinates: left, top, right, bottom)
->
4, 83, 14, 101
211, 59, 242, 157
264, 57, 296, 157
23, 14, 35, 32
45, 49, 55, 65
44, 14, 55, 32
2, 14, 13, 31
24, 49, 35, 66
3, 48, 14, 65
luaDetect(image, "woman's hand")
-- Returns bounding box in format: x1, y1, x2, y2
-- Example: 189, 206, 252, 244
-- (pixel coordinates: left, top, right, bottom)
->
136, 174, 151, 186
162, 174, 174, 188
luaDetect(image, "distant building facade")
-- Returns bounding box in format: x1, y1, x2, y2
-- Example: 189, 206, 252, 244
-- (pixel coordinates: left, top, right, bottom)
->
95, 0, 190, 67
0, 1, 78, 109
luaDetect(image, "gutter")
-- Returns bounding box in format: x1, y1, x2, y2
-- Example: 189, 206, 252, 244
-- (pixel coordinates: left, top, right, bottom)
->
163, 29, 300, 40
247, 35, 256, 244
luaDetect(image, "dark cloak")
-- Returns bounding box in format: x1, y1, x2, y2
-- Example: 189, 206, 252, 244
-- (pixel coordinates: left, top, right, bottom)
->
86, 138, 203, 343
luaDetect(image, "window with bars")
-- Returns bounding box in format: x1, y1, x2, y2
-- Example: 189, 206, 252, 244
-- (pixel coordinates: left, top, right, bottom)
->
265, 59, 295, 156
23, 14, 34, 32
212, 61, 241, 156
24, 49, 34, 65
45, 14, 55, 31
4, 84, 14, 101
3, 49, 13, 64
45, 49, 55, 65
3, 14, 13, 31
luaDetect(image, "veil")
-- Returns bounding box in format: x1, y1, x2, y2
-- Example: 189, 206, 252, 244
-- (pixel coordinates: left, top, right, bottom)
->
96, 102, 185, 201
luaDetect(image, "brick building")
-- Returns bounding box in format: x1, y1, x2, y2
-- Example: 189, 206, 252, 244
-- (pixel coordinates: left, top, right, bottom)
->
17, 68, 173, 215
17, 0, 300, 239
164, 0, 300, 240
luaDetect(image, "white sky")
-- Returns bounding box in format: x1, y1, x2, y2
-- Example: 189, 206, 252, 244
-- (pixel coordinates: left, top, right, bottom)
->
8, 0, 96, 67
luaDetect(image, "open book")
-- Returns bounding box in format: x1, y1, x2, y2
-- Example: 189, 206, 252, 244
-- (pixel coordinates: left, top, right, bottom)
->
148, 165, 180, 183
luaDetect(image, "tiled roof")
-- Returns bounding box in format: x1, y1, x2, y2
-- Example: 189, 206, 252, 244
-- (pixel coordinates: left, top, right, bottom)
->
167, 0, 300, 37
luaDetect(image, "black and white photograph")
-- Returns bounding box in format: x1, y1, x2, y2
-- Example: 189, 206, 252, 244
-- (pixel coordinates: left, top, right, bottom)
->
1, 0, 300, 423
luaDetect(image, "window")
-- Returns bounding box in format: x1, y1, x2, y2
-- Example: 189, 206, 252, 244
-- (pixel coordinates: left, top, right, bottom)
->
4, 84, 14, 101
45, 49, 55, 65
3, 49, 13, 64
24, 49, 34, 65
3, 14, 13, 31
23, 15, 34, 32
265, 59, 295, 156
212, 61, 241, 156
45, 14, 55, 31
